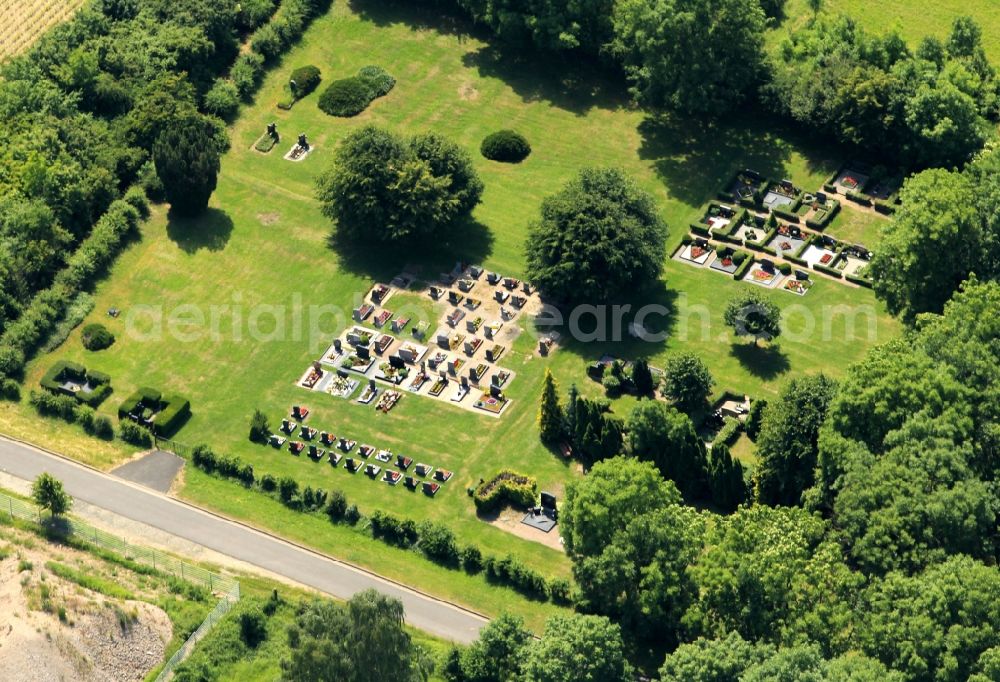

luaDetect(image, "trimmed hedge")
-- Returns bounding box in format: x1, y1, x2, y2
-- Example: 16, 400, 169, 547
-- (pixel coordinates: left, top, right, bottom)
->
690, 223, 711, 237
873, 199, 896, 215
480, 130, 531, 163
715, 417, 742, 446
733, 256, 755, 281
784, 253, 808, 267
805, 200, 841, 230
318, 77, 371, 117
770, 206, 800, 223
473, 470, 537, 513
846, 274, 873, 288
39, 360, 112, 407
813, 263, 844, 278
846, 190, 872, 206
155, 395, 191, 436
357, 65, 396, 99
290, 65, 321, 96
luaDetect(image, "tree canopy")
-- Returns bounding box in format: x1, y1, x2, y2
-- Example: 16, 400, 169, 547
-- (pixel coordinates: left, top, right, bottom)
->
525, 167, 667, 305
152, 112, 223, 216
316, 125, 483, 243
626, 401, 709, 500
32, 472, 71, 517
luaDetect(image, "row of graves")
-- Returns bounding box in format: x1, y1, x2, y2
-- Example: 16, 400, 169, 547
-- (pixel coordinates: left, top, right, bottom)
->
297, 266, 539, 418
674, 169, 878, 294
269, 405, 454, 496
253, 123, 315, 162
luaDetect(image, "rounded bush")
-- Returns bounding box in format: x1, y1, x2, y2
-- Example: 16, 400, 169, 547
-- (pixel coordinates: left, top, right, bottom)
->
318, 77, 372, 117
357, 65, 395, 99
203, 79, 240, 119
81, 323, 115, 351
289, 65, 321, 97
480, 130, 531, 163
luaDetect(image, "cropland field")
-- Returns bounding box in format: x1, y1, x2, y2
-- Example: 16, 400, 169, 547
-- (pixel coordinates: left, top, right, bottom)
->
0, 0, 86, 59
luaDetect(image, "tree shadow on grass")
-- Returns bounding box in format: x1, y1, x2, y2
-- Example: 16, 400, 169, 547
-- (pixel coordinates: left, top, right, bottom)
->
535, 283, 679, 363
350, 0, 482, 39
728, 342, 790, 380
327, 216, 495, 282
638, 109, 839, 209
461, 44, 630, 117
166, 208, 234, 254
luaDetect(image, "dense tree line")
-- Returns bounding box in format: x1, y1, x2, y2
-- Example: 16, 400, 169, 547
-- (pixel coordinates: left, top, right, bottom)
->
767, 15, 998, 168
540, 279, 1000, 680
424, 1, 997, 165
0, 0, 328, 381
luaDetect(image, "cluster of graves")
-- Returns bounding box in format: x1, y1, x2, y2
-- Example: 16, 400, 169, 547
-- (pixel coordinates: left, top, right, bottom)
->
674, 169, 880, 295
269, 406, 454, 496
298, 265, 539, 418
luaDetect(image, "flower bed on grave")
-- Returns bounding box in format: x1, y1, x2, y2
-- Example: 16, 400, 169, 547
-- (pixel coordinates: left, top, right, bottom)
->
429, 378, 448, 397
326, 375, 358, 398
357, 384, 378, 404
474, 391, 508, 414
343, 353, 374, 374
376, 390, 401, 413
448, 333, 466, 351
471, 363, 488, 382
374, 309, 392, 328
299, 364, 323, 389
783, 278, 813, 295
377, 362, 409, 385
374, 335, 394, 354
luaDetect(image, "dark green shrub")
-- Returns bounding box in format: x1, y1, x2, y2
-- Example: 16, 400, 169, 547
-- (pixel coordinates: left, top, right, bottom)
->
92, 415, 114, 440
249, 408, 270, 442
460, 544, 483, 573
325, 489, 348, 521
289, 65, 321, 97
250, 22, 282, 59
548, 577, 572, 604
30, 390, 78, 421
344, 504, 360, 525
239, 606, 268, 647
119, 421, 152, 447
480, 130, 531, 163
278, 476, 298, 505
778, 262, 792, 275
260, 473, 277, 492
237, 0, 276, 31
0, 346, 25, 378
746, 398, 767, 440
418, 521, 460, 566
232, 53, 265, 98
123, 187, 150, 219
81, 323, 115, 351
318, 77, 371, 117
0, 378, 21, 401
357, 65, 395, 99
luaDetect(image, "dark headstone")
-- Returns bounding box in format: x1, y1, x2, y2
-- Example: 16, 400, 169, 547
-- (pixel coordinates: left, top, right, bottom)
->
357, 345, 370, 359
298, 133, 308, 148
368, 379, 376, 390
460, 375, 469, 388
337, 368, 349, 379
541, 491, 557, 510
389, 355, 405, 369
266, 122, 277, 137
490, 384, 503, 399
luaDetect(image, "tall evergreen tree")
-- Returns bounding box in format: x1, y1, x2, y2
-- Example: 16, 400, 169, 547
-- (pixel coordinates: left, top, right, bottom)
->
152, 112, 223, 216
538, 369, 564, 444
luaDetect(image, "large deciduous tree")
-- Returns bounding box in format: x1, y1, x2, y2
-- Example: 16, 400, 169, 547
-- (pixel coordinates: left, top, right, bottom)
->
521, 614, 633, 682
724, 289, 781, 344
661, 352, 714, 413
316, 126, 483, 243
612, 0, 767, 115
870, 168, 981, 321
525, 167, 667, 305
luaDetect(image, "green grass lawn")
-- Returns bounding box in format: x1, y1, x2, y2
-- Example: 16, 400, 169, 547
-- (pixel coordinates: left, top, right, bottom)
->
824, 205, 889, 248
776, 0, 1000, 62
13, 0, 902, 625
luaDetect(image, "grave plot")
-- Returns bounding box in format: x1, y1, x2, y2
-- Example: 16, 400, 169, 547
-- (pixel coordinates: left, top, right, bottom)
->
832, 167, 869, 195
782, 273, 813, 296
762, 179, 802, 212
745, 259, 782, 288
840, 255, 869, 278
700, 202, 740, 233
709, 247, 742, 275
721, 169, 767, 204
734, 220, 766, 244
283, 133, 315, 161
768, 224, 806, 258
676, 239, 715, 266
801, 242, 838, 269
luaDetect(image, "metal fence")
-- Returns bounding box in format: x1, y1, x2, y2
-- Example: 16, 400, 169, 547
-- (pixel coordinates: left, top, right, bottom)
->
0, 490, 240, 681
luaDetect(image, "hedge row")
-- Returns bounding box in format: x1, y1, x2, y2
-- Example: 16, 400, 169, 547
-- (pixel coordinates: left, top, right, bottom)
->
39, 360, 112, 407
846, 190, 872, 207
28, 390, 116, 440
813, 263, 844, 279
846, 274, 873, 288
715, 416, 743, 446
733, 256, 755, 281
473, 470, 537, 513
805, 199, 841, 230
190, 452, 568, 603
770, 205, 800, 223
250, 0, 330, 62
0, 199, 143, 385
873, 199, 896, 215
690, 223, 711, 237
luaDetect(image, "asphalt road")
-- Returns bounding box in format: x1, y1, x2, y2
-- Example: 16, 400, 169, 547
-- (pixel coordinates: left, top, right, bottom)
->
0, 436, 486, 642
111, 450, 184, 492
